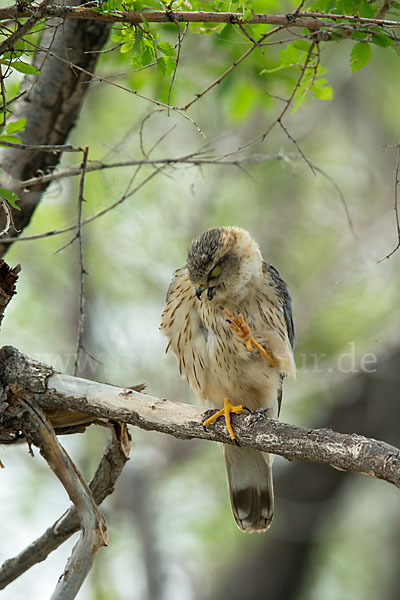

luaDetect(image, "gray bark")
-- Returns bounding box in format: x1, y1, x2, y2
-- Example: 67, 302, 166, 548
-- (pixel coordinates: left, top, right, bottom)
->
1, 345, 400, 488
0, 1, 110, 257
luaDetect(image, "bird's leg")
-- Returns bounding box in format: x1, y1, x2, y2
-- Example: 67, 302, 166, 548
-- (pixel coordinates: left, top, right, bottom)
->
223, 308, 278, 368
203, 398, 249, 444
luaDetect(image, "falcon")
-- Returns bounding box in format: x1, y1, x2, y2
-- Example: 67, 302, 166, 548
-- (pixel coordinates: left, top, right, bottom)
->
160, 226, 295, 532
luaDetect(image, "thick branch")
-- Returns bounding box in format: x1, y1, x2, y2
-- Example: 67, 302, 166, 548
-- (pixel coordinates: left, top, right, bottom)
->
0, 8, 320, 28
0, 260, 20, 327
1, 346, 400, 489
0, 7, 399, 29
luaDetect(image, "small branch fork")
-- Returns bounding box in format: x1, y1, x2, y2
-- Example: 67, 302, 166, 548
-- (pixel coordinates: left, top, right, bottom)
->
0, 383, 131, 594
1, 386, 109, 599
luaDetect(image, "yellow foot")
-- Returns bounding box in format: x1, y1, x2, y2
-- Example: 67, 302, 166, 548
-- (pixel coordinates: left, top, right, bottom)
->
223, 308, 278, 368
203, 398, 247, 443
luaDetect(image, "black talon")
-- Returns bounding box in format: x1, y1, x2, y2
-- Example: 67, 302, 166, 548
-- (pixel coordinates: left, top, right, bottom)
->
233, 438, 240, 447
242, 405, 253, 414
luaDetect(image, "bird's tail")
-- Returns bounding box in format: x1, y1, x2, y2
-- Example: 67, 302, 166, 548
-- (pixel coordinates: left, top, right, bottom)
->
223, 445, 274, 532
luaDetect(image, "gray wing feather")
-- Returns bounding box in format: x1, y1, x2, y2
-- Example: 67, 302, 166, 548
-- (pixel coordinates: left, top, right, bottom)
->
263, 261, 295, 349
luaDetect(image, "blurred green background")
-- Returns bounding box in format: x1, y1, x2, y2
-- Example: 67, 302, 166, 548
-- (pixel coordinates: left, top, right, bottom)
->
1, 1, 400, 598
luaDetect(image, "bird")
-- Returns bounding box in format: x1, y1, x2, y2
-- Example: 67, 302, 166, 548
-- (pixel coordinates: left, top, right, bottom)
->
160, 226, 295, 532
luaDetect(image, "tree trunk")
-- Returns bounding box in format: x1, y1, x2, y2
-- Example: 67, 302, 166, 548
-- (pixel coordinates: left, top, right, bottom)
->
0, 1, 110, 257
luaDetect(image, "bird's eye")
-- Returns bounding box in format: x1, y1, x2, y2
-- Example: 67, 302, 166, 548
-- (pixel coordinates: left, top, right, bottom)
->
209, 264, 221, 279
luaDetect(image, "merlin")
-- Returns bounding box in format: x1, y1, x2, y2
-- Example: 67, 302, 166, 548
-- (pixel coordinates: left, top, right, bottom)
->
160, 226, 295, 532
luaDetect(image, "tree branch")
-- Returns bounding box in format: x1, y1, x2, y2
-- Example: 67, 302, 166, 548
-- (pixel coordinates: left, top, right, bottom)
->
0, 0, 52, 57
2, 388, 108, 598
1, 345, 400, 489
0, 420, 130, 590
0, 260, 20, 327
0, 7, 399, 30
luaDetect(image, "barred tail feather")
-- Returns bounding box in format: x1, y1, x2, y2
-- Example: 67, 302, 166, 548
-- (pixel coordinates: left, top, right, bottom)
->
223, 445, 274, 532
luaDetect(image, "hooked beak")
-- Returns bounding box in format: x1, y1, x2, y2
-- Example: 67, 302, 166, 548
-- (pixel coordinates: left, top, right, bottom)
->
195, 285, 205, 299
195, 285, 216, 300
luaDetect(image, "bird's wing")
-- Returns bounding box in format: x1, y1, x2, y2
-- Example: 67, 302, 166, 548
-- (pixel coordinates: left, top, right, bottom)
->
263, 261, 295, 349
253, 261, 296, 381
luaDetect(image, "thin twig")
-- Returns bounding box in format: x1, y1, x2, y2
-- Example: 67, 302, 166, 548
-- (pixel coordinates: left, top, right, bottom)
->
238, 23, 264, 54
310, 162, 357, 240
182, 26, 282, 111
73, 146, 89, 377
20, 36, 203, 135
19, 153, 287, 188
167, 22, 187, 113
0, 167, 164, 245
0, 140, 84, 152
223, 40, 317, 158
278, 118, 316, 175
292, 0, 307, 15
0, 0, 52, 57
0, 63, 6, 127
379, 144, 400, 261
0, 200, 11, 236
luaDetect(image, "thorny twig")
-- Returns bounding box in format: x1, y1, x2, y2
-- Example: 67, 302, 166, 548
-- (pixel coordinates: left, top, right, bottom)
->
73, 146, 89, 377
0, 0, 52, 57
278, 118, 316, 176
0, 139, 84, 152
238, 23, 264, 54
0, 167, 165, 245
379, 144, 400, 262
0, 63, 6, 127
19, 153, 287, 189
167, 22, 188, 112
223, 40, 317, 158
182, 26, 283, 111
20, 36, 204, 136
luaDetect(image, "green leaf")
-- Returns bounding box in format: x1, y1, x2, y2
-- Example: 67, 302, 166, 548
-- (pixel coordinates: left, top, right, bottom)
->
334, 0, 355, 13
102, 0, 122, 9
244, 8, 252, 21
5, 118, 26, 134
350, 31, 368, 41
157, 55, 176, 76
141, 38, 156, 65
0, 188, 20, 210
157, 41, 176, 57
371, 33, 393, 48
292, 40, 312, 51
279, 43, 300, 66
120, 41, 134, 53
311, 78, 333, 100
0, 134, 22, 144
350, 42, 371, 73
10, 61, 39, 75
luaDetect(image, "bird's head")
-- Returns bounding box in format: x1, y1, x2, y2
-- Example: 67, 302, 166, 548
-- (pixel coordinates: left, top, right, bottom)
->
186, 226, 262, 302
